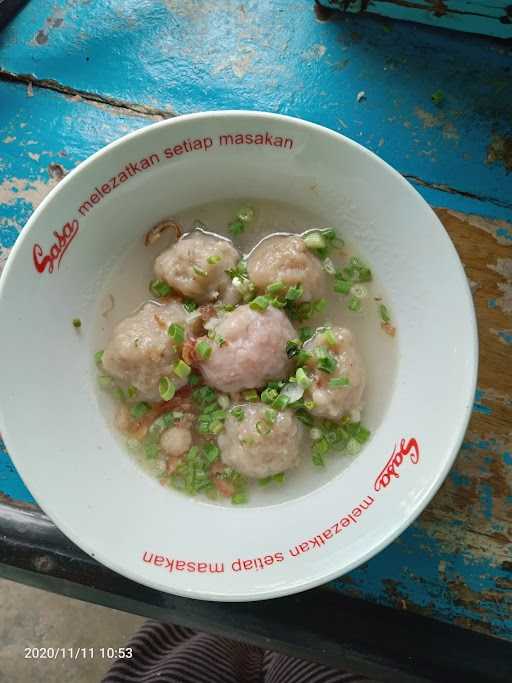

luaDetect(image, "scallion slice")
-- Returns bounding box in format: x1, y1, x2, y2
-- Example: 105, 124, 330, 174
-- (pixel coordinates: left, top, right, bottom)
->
168, 323, 185, 345
173, 359, 191, 378
196, 340, 212, 360
159, 376, 176, 401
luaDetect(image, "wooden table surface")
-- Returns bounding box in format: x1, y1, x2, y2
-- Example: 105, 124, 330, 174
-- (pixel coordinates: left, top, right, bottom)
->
0, 0, 511, 652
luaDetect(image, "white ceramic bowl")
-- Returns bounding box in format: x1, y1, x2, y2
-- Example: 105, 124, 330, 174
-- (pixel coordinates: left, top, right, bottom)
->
0, 112, 477, 601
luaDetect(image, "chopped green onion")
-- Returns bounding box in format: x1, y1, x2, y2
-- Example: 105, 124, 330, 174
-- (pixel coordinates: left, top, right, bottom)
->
314, 298, 327, 313
217, 395, 230, 410
316, 349, 337, 374
285, 284, 304, 302
149, 412, 175, 434
323, 257, 336, 275
127, 385, 138, 399
272, 394, 290, 411
207, 254, 222, 265
334, 279, 351, 295
313, 437, 329, 457
431, 89, 445, 106
193, 386, 217, 406
210, 420, 224, 434
256, 420, 272, 435
219, 303, 236, 312
188, 372, 201, 386
144, 441, 160, 459
261, 387, 279, 404
249, 295, 270, 311
348, 297, 362, 312
72, 318, 81, 328
242, 389, 259, 402
264, 408, 277, 424
312, 451, 325, 467
304, 231, 326, 250
159, 376, 176, 401
258, 476, 272, 487
354, 424, 371, 444
270, 297, 286, 309
379, 304, 391, 323
296, 367, 313, 389
286, 340, 301, 358
131, 402, 151, 419
329, 377, 350, 388
351, 284, 368, 299
230, 406, 245, 421
94, 350, 104, 365
232, 492, 248, 505
173, 359, 191, 379
113, 387, 125, 402
323, 328, 337, 347
295, 408, 314, 426
98, 375, 113, 389
296, 350, 313, 366
267, 281, 285, 295
193, 265, 207, 277
196, 340, 212, 360
168, 323, 185, 345
204, 443, 220, 463
229, 219, 245, 236
304, 400, 316, 410
183, 300, 197, 313
237, 205, 255, 223
346, 438, 362, 455
149, 279, 172, 298
273, 472, 285, 485
299, 327, 314, 343
311, 427, 323, 441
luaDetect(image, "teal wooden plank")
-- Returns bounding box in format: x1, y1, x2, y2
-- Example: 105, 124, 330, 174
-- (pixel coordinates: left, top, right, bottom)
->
0, 0, 511, 216
0, 80, 511, 639
320, 0, 512, 39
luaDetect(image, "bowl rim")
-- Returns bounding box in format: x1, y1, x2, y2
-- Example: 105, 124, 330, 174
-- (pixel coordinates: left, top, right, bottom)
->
0, 110, 479, 601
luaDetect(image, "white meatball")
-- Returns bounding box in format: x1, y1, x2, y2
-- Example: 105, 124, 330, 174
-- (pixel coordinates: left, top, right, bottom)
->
198, 305, 296, 393
160, 427, 192, 457
154, 232, 240, 304
102, 301, 189, 402
218, 404, 304, 478
303, 327, 365, 420
247, 235, 326, 302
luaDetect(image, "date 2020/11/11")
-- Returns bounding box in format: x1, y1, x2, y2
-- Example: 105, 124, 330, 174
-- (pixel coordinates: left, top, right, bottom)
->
24, 647, 133, 660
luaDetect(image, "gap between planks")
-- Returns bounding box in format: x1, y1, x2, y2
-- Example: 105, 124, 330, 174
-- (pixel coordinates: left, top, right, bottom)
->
1, 67, 511, 211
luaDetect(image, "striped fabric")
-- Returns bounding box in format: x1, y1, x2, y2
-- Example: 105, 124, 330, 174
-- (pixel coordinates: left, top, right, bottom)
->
103, 620, 375, 683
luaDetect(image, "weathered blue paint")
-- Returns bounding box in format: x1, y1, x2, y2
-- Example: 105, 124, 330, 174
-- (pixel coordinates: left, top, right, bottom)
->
0, 437, 35, 504
473, 388, 493, 416
335, 522, 512, 637
0, 0, 510, 641
0, 0, 511, 221
497, 330, 512, 345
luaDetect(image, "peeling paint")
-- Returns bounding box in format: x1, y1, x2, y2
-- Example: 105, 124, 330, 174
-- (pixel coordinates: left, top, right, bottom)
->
303, 43, 327, 61
414, 107, 459, 141
0, 176, 55, 208
486, 134, 512, 173
446, 211, 512, 245
491, 329, 512, 345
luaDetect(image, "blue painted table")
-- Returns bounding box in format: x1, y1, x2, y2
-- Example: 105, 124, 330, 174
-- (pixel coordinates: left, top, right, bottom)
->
0, 0, 511, 675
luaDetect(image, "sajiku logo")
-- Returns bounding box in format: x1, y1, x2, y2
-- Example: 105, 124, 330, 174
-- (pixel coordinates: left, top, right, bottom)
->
374, 437, 420, 492
32, 219, 79, 274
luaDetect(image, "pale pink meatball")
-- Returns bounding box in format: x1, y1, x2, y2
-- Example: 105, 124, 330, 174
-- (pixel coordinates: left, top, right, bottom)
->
160, 427, 192, 457
303, 327, 365, 420
102, 301, 189, 402
247, 235, 326, 302
218, 404, 304, 478
197, 304, 296, 393
154, 232, 240, 304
